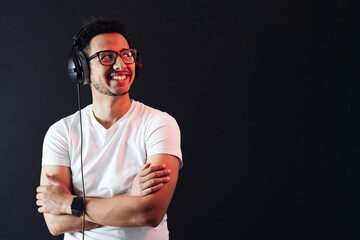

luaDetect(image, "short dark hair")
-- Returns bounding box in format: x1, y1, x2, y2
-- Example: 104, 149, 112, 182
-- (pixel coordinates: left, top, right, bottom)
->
78, 17, 133, 56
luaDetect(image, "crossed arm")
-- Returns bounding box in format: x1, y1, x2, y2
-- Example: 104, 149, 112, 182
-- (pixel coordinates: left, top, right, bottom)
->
36, 154, 179, 236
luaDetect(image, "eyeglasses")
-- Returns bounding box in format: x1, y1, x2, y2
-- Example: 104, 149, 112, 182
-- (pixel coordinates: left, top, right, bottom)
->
87, 49, 137, 66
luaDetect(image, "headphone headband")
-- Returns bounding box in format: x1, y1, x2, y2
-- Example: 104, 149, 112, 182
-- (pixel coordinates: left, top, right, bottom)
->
72, 27, 85, 47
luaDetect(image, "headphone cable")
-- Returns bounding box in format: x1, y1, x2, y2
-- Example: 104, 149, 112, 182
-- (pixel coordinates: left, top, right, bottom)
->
76, 83, 86, 240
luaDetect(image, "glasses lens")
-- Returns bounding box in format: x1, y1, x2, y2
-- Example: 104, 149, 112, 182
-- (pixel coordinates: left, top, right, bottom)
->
120, 50, 136, 64
98, 51, 116, 65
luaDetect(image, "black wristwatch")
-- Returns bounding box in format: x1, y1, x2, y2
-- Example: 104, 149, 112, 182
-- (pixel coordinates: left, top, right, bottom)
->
71, 196, 84, 217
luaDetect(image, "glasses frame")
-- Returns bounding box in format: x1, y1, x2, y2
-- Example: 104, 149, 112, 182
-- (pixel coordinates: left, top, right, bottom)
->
87, 49, 137, 66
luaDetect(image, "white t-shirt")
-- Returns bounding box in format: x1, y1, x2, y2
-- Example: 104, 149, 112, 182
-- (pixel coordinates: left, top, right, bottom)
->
42, 100, 182, 240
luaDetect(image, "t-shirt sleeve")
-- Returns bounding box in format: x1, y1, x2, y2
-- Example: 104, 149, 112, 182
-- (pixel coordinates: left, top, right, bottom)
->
146, 112, 183, 168
42, 121, 70, 167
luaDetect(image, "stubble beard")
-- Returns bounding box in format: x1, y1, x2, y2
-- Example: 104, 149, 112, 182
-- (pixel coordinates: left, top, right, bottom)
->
92, 82, 130, 97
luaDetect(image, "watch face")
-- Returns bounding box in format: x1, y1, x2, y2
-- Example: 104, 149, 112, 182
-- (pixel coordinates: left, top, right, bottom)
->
71, 196, 84, 217
71, 196, 84, 210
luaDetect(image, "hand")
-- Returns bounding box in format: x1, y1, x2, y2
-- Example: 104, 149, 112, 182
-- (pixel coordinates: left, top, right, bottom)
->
129, 163, 171, 197
36, 173, 74, 215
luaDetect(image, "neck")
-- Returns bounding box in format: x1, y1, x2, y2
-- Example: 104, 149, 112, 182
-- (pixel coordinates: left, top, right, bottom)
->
91, 94, 132, 129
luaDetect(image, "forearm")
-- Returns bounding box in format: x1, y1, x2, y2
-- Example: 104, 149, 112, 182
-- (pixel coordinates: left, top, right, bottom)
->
44, 213, 101, 236
37, 156, 178, 229
82, 195, 160, 227
81, 155, 179, 227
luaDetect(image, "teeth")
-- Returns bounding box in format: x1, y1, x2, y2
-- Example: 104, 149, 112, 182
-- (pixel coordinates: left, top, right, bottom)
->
111, 75, 127, 80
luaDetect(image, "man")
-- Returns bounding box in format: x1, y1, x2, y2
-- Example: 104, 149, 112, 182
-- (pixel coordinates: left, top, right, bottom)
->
36, 18, 182, 240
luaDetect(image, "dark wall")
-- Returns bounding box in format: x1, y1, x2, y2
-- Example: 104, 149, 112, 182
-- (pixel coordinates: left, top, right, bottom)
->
1, 0, 359, 239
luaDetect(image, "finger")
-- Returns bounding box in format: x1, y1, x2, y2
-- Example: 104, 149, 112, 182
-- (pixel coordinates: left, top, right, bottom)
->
45, 173, 61, 186
45, 173, 54, 185
36, 193, 43, 200
140, 177, 170, 190
36, 186, 42, 193
141, 183, 163, 196
36, 199, 43, 207
141, 169, 171, 183
141, 162, 151, 170
36, 186, 46, 193
149, 164, 167, 172
140, 164, 167, 177
38, 206, 44, 213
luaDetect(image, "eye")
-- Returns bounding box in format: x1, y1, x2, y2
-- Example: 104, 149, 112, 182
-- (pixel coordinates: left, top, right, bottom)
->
100, 53, 111, 60
99, 52, 115, 64
122, 51, 133, 58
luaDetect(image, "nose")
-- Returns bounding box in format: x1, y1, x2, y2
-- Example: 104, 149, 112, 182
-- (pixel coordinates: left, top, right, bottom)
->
113, 55, 127, 71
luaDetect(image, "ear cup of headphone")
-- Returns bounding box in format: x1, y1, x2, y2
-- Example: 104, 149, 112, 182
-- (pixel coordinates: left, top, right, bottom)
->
68, 47, 90, 85
77, 50, 90, 85
68, 27, 90, 85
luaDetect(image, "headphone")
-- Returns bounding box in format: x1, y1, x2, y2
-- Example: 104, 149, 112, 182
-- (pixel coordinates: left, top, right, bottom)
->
68, 27, 142, 85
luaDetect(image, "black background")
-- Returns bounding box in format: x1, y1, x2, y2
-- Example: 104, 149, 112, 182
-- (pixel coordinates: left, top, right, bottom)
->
0, 0, 359, 239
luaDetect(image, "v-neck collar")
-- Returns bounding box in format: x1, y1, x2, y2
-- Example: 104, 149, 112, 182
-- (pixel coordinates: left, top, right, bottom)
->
88, 100, 136, 133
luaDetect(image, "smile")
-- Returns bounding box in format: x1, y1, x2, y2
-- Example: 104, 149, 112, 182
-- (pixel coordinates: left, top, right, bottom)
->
110, 75, 128, 80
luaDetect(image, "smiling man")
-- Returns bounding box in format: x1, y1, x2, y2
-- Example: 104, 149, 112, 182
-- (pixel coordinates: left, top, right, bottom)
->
36, 18, 182, 240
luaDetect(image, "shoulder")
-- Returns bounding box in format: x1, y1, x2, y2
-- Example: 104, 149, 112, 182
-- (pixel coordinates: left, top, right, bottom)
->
132, 100, 178, 125
131, 101, 180, 138
45, 105, 92, 138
